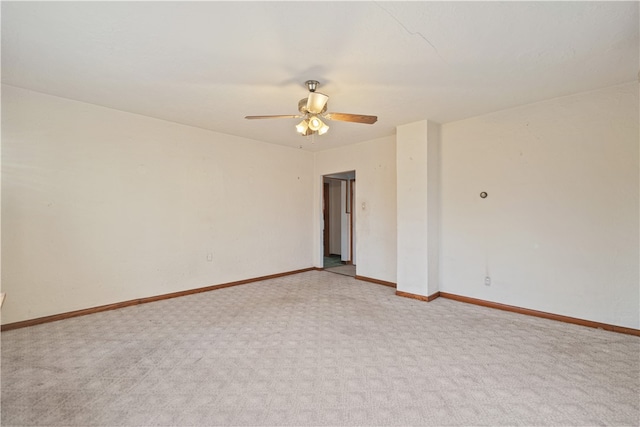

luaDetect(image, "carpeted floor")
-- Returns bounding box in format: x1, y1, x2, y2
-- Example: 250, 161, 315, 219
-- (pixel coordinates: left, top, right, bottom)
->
2, 270, 639, 426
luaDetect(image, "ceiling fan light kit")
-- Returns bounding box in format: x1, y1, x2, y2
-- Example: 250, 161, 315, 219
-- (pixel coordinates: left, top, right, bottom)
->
295, 120, 309, 134
306, 92, 329, 114
308, 116, 323, 131
245, 80, 377, 138
317, 123, 329, 135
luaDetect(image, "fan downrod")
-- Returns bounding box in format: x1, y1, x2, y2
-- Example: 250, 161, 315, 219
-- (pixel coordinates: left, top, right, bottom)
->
305, 80, 319, 92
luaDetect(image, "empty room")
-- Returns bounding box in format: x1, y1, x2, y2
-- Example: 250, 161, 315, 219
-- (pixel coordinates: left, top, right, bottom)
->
1, 2, 638, 426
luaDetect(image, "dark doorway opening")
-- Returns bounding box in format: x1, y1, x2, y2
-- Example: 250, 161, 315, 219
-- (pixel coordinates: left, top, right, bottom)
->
322, 171, 355, 277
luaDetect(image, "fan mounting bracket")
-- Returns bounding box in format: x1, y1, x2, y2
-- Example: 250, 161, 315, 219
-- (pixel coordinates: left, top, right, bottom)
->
305, 80, 319, 93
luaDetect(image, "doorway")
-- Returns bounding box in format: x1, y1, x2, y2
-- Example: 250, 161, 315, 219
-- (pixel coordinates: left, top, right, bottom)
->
322, 171, 356, 277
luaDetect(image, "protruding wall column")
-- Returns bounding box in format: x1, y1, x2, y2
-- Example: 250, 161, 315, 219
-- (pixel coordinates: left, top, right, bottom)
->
396, 120, 441, 298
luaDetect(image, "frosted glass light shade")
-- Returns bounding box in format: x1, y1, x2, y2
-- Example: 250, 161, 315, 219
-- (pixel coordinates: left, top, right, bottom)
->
318, 123, 329, 135
306, 92, 329, 114
296, 120, 309, 134
308, 116, 324, 131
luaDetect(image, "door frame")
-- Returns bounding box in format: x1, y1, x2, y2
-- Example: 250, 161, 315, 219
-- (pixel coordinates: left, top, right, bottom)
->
323, 182, 330, 257
322, 171, 356, 267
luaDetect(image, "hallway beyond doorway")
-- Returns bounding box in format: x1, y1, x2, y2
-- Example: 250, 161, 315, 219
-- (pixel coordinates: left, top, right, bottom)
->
323, 254, 343, 268
323, 254, 356, 277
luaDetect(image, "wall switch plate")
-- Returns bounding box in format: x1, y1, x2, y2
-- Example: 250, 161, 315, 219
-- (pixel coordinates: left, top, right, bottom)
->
484, 276, 491, 286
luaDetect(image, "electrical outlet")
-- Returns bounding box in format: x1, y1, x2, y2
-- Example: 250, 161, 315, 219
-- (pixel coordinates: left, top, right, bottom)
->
484, 276, 491, 286
207, 253, 213, 262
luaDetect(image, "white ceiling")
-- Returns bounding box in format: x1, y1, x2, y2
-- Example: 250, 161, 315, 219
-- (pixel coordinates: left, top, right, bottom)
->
2, 1, 638, 152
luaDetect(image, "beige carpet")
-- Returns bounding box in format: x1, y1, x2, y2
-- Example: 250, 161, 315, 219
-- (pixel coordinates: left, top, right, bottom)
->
2, 270, 639, 426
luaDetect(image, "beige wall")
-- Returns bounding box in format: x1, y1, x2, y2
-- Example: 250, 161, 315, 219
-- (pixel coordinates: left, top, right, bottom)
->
1, 85, 314, 324
440, 82, 639, 329
314, 137, 397, 283
396, 120, 441, 297
3, 82, 638, 330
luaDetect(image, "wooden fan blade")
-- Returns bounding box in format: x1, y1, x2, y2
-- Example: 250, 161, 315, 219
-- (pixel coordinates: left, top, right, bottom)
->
325, 112, 377, 124
245, 115, 301, 119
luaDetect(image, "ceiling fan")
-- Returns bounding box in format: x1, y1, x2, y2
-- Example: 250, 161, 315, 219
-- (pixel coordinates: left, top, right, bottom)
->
245, 80, 377, 137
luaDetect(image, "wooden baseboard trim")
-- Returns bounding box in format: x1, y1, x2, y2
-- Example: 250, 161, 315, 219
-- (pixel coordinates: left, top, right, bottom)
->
395, 290, 441, 302
438, 292, 640, 337
355, 275, 396, 288
1, 267, 316, 332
